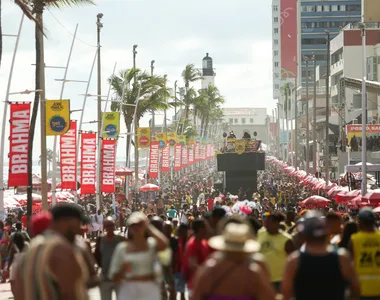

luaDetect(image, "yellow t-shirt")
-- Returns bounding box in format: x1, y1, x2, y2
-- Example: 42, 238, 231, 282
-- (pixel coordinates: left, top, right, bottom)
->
351, 231, 380, 297
257, 229, 291, 282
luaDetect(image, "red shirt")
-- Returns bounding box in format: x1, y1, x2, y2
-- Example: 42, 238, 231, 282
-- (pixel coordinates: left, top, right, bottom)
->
184, 236, 209, 289
206, 198, 214, 211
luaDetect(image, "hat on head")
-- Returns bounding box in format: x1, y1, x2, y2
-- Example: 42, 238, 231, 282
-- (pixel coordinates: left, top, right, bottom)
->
358, 207, 376, 225
127, 211, 147, 226
51, 203, 85, 222
208, 223, 260, 253
297, 210, 327, 238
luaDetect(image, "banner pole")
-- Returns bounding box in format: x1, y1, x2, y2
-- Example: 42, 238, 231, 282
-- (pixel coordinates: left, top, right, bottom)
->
0, 14, 24, 220
51, 24, 78, 206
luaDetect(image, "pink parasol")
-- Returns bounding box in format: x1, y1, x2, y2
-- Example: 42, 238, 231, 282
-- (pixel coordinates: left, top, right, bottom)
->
139, 184, 160, 192
299, 196, 331, 208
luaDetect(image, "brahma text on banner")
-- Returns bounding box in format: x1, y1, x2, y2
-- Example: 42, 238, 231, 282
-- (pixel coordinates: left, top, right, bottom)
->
8, 103, 31, 187
81, 133, 97, 194
149, 141, 159, 179
102, 139, 116, 193
59, 121, 77, 190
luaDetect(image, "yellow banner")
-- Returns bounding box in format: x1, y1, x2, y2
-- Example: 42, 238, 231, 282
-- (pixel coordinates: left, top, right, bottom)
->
178, 135, 186, 147
167, 132, 177, 148
45, 99, 70, 136
155, 132, 167, 150
137, 127, 151, 148
102, 112, 120, 138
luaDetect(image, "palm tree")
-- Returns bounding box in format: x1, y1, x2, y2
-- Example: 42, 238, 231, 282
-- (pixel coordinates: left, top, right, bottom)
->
180, 64, 202, 133
281, 82, 292, 161
197, 85, 225, 138
12, 0, 93, 218
109, 68, 171, 183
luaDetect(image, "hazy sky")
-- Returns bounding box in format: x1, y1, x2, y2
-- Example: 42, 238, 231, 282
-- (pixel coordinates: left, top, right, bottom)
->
0, 0, 274, 161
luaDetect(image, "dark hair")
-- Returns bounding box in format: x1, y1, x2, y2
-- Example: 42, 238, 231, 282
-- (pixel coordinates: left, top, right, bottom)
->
13, 232, 26, 252
267, 212, 283, 223
191, 219, 205, 234
326, 212, 341, 222
211, 208, 226, 219
247, 217, 262, 235
15, 222, 22, 231
338, 221, 358, 249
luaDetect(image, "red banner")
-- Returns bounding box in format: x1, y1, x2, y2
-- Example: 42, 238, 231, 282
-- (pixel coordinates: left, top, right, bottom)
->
200, 144, 206, 161
60, 121, 77, 190
182, 147, 188, 169
80, 133, 97, 194
102, 139, 116, 193
149, 141, 159, 179
194, 142, 200, 163
8, 103, 31, 187
174, 144, 182, 172
280, 0, 297, 78
188, 144, 194, 165
161, 143, 170, 173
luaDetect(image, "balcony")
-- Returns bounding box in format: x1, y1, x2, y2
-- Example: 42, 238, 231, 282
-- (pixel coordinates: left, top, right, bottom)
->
330, 59, 344, 75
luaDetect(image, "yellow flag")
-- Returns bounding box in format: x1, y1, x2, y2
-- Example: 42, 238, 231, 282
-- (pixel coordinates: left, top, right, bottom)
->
102, 112, 120, 138
45, 99, 70, 136
155, 133, 167, 150
167, 132, 177, 148
137, 127, 151, 148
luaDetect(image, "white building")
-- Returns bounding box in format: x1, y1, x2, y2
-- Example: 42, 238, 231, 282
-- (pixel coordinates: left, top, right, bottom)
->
222, 108, 269, 144
272, 0, 281, 100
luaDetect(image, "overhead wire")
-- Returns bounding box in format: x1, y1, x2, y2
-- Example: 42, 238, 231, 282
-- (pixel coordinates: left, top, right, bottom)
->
46, 10, 97, 48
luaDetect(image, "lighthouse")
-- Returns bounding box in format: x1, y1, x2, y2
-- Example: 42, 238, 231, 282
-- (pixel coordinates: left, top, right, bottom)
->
201, 53, 215, 89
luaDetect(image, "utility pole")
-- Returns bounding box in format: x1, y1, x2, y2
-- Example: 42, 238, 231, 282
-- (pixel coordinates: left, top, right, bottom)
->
294, 76, 298, 169
174, 80, 177, 126
133, 45, 139, 194
325, 30, 331, 183
150, 60, 155, 135
313, 55, 317, 174
276, 106, 280, 159
96, 13, 103, 209
305, 58, 310, 173
163, 75, 168, 132
360, 23, 367, 195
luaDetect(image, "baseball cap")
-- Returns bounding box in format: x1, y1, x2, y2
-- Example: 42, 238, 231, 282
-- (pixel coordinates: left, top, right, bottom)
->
297, 210, 327, 238
358, 207, 376, 225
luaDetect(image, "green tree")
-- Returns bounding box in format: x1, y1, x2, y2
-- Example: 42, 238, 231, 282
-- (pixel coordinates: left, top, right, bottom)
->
196, 85, 224, 138
180, 64, 202, 133
109, 68, 171, 184
12, 0, 93, 216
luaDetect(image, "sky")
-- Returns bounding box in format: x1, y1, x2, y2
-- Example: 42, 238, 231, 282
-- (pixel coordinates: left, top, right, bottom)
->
0, 0, 274, 162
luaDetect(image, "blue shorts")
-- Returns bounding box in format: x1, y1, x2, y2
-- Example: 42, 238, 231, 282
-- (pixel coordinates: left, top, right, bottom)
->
174, 272, 186, 293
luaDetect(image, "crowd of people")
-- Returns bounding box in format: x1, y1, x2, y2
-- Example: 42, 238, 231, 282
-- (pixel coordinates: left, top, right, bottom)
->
0, 160, 379, 300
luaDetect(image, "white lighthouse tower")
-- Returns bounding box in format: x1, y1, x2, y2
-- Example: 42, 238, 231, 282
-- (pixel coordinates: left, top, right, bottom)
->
201, 53, 215, 89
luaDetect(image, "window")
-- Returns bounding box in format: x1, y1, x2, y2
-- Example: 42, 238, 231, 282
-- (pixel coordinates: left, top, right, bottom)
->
339, 5, 345, 11
323, 5, 330, 12
250, 118, 254, 123
331, 5, 338, 12
234, 118, 238, 124
242, 118, 246, 125
302, 6, 307, 12
274, 50, 279, 56
274, 62, 279, 67
316, 6, 322, 12
274, 17, 278, 23
346, 5, 360, 11
274, 73, 279, 78
273, 5, 278, 11
274, 39, 278, 45
274, 84, 280, 89
229, 118, 233, 124
274, 28, 279, 34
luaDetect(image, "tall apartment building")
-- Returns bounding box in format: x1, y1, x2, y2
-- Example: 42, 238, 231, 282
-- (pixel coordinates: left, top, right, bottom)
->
297, 0, 361, 88
272, 0, 281, 100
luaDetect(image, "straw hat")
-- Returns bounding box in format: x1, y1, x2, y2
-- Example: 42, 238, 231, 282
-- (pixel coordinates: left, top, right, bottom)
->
208, 223, 260, 253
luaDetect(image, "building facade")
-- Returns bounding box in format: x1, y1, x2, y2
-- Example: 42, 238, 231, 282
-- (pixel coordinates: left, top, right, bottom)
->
298, 0, 361, 88
222, 108, 269, 144
272, 0, 282, 99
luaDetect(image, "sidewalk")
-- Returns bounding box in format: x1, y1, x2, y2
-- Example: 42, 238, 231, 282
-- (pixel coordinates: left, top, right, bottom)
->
0, 283, 12, 300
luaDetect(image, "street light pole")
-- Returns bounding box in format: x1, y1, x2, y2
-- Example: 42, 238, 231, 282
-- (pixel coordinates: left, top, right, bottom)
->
325, 30, 331, 183
305, 58, 310, 174
163, 75, 168, 132
312, 55, 317, 174
174, 80, 177, 126
294, 76, 298, 169
360, 23, 367, 195
150, 60, 155, 136
132, 45, 139, 194
96, 13, 103, 209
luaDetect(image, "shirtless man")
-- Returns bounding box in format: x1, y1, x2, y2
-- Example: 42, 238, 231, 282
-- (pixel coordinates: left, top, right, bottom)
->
13, 204, 89, 300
